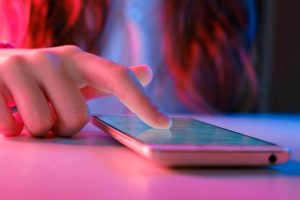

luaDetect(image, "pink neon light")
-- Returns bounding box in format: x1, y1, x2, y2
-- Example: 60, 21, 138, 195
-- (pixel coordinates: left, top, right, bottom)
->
0, 0, 30, 46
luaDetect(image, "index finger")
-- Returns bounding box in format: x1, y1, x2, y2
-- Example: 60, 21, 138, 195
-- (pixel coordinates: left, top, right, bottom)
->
75, 53, 172, 129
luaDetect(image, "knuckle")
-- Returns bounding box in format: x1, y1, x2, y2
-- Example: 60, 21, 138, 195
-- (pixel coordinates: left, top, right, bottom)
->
0, 55, 27, 74
63, 45, 82, 52
140, 97, 150, 108
2, 54, 26, 65
30, 49, 60, 63
55, 45, 82, 55
68, 108, 89, 128
56, 108, 90, 137
139, 97, 155, 113
27, 118, 53, 137
29, 50, 65, 76
109, 66, 132, 93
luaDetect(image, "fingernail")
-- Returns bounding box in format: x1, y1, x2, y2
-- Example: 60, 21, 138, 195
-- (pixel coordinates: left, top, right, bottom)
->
157, 112, 172, 129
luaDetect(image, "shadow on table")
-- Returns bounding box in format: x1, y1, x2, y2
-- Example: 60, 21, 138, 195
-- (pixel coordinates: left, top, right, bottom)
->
5, 124, 121, 147
171, 160, 300, 177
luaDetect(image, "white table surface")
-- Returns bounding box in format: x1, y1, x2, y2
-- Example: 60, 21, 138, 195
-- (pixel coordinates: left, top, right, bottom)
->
0, 114, 299, 200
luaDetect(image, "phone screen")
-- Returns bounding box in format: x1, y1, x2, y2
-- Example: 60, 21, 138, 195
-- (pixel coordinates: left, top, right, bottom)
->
98, 116, 274, 146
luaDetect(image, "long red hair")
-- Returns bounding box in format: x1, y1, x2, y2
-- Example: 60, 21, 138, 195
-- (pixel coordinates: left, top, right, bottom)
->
2, 0, 257, 113
162, 0, 257, 112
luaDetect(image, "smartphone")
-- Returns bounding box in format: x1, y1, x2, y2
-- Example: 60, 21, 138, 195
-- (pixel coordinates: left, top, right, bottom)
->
91, 115, 291, 167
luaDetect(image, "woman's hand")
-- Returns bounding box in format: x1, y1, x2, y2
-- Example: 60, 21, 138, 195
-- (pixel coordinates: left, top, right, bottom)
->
0, 45, 171, 137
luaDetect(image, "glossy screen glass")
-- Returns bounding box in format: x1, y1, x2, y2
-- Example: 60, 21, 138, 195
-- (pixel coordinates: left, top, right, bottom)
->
98, 116, 274, 146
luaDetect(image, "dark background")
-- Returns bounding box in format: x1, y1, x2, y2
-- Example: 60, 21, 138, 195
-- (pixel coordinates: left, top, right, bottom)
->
256, 0, 300, 113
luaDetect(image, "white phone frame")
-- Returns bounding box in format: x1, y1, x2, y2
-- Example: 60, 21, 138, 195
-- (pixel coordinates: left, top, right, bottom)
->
91, 116, 291, 167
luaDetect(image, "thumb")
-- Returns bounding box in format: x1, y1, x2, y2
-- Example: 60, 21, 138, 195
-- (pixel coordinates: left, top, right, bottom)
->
81, 64, 153, 100
129, 64, 153, 86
